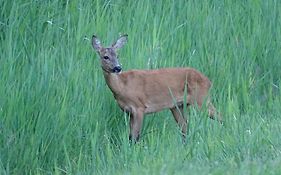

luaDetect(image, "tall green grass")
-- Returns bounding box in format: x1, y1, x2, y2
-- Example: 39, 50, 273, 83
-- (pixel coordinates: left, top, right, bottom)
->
0, 0, 280, 174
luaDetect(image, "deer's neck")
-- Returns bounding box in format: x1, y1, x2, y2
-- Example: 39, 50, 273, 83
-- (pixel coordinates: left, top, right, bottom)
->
103, 71, 124, 96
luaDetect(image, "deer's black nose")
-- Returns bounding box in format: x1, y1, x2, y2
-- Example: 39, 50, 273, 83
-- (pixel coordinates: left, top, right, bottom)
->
113, 66, 122, 73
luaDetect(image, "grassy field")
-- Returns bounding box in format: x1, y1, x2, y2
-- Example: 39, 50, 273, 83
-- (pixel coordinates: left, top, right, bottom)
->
1, 0, 281, 174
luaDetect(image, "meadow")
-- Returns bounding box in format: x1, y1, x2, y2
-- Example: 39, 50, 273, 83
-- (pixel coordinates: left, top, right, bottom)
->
0, 0, 281, 174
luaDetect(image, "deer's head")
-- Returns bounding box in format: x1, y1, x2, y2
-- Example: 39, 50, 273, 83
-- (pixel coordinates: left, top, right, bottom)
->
92, 35, 128, 74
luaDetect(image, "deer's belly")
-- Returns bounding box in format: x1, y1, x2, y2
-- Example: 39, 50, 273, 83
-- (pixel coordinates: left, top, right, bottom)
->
144, 97, 185, 114
115, 94, 187, 115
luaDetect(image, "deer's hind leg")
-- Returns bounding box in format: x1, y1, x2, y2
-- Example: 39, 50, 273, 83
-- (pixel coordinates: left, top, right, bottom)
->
207, 100, 223, 124
170, 106, 188, 141
196, 95, 223, 124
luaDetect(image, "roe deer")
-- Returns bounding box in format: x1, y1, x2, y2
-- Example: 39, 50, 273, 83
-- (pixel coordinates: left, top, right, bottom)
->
92, 34, 222, 142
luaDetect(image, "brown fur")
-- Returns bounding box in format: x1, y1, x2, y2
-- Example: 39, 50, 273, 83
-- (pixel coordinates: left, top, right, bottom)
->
92, 35, 222, 142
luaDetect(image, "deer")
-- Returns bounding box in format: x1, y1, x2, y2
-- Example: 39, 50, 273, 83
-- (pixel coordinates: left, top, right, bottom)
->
91, 34, 222, 143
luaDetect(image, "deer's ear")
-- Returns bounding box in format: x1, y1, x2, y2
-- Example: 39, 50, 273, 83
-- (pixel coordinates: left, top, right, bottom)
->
92, 35, 102, 52
112, 34, 128, 50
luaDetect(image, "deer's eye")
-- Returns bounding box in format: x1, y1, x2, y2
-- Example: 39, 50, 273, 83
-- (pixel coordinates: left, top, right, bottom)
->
103, 56, 109, 60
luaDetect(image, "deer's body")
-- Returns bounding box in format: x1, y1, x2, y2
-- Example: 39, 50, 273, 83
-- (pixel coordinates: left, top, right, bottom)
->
92, 34, 221, 142
104, 68, 211, 114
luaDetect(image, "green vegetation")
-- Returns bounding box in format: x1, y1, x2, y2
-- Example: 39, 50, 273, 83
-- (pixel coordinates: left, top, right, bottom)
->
1, 0, 280, 174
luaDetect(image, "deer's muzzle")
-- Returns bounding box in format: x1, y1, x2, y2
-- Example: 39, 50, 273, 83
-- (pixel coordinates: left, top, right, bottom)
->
112, 66, 122, 73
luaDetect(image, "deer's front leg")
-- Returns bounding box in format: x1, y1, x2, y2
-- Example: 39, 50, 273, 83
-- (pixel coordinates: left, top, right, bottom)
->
129, 109, 144, 142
